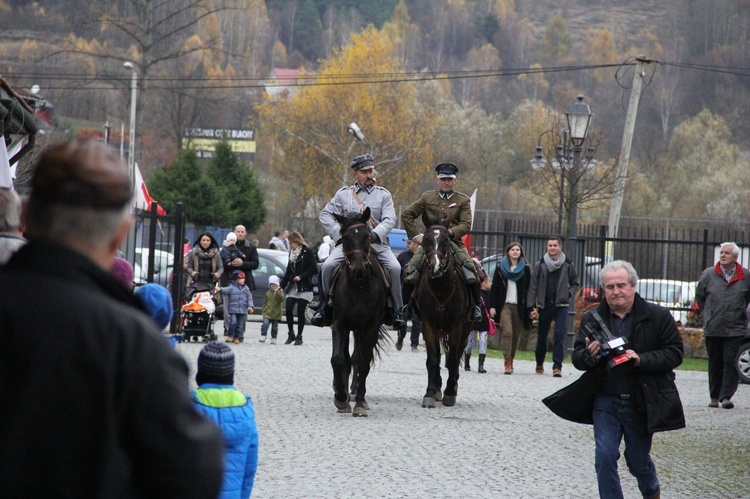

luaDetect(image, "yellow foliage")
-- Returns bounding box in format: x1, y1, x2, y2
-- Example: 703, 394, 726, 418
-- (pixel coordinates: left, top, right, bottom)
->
585, 28, 618, 84
494, 0, 517, 24
20, 40, 39, 60
257, 26, 437, 215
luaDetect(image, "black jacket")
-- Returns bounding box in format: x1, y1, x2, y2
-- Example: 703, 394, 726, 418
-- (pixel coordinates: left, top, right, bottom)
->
281, 245, 317, 293
489, 262, 532, 330
545, 294, 685, 434
223, 238, 260, 289
0, 239, 224, 498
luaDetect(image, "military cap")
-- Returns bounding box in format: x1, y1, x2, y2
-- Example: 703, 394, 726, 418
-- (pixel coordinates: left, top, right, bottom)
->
350, 153, 375, 171
435, 162, 458, 178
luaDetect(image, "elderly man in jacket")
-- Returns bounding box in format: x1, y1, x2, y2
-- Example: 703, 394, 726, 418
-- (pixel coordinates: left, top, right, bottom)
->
0, 140, 224, 497
570, 260, 684, 499
695, 241, 750, 409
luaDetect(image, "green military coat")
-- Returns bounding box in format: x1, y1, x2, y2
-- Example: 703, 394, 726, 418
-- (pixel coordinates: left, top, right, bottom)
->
401, 190, 472, 249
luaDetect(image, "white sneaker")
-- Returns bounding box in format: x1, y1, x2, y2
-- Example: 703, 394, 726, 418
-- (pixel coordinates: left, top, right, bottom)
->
259, 336, 266, 343
270, 338, 277, 345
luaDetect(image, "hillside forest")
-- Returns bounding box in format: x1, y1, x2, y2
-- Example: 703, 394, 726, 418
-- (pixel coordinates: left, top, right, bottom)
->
2, 0, 750, 239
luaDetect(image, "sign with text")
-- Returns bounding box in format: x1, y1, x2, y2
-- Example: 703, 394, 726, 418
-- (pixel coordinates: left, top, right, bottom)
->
182, 128, 255, 160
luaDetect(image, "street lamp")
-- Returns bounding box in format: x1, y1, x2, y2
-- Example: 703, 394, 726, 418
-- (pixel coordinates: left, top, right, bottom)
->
123, 61, 137, 189
344, 121, 369, 187
530, 95, 593, 354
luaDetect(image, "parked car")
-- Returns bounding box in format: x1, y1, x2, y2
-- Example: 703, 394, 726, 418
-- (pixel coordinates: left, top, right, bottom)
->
737, 337, 750, 384
133, 247, 174, 287
480, 253, 503, 278
635, 279, 697, 325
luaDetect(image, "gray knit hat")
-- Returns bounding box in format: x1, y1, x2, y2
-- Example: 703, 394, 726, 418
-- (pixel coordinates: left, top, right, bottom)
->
197, 342, 235, 378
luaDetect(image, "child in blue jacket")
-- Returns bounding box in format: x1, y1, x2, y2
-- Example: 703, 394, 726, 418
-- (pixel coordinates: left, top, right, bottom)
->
221, 270, 254, 344
193, 342, 258, 498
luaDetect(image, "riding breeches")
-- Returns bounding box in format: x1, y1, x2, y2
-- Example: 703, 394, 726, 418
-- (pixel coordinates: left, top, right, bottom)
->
320, 243, 403, 310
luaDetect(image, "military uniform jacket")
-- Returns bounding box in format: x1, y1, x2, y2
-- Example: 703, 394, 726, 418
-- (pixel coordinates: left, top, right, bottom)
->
401, 190, 472, 248
319, 184, 396, 244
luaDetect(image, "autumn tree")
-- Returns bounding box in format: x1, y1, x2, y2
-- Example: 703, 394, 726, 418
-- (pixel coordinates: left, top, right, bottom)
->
256, 26, 437, 229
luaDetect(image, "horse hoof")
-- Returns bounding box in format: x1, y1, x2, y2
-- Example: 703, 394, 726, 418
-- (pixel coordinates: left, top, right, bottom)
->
422, 396, 437, 408
442, 395, 456, 406
434, 389, 443, 402
334, 395, 351, 412
352, 406, 368, 417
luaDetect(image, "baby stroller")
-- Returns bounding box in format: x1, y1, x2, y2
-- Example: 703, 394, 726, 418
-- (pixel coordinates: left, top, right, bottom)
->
179, 281, 219, 343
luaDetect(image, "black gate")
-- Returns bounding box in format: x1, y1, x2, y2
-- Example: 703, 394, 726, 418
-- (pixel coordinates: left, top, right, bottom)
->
122, 202, 186, 333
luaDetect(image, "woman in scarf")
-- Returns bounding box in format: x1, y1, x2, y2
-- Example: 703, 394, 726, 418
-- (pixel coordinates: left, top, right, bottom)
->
489, 242, 532, 375
280, 231, 317, 345
186, 232, 223, 286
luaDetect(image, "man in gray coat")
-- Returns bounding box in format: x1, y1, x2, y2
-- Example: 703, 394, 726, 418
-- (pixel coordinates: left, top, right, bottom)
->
311, 153, 405, 329
695, 241, 750, 409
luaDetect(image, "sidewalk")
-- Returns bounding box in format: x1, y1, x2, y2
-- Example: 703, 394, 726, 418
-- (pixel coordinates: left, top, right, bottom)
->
176, 321, 750, 499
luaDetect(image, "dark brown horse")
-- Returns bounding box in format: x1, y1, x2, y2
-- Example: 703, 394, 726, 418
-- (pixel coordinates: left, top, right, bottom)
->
330, 208, 388, 417
414, 221, 472, 408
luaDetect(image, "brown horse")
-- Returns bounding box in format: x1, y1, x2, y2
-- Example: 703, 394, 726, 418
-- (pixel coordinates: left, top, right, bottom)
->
329, 208, 388, 417
414, 221, 472, 408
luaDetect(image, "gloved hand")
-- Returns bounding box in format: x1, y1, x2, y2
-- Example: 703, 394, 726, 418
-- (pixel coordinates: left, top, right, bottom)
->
370, 233, 380, 244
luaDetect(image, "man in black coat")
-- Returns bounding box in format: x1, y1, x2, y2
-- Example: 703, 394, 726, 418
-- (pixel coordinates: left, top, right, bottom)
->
563, 260, 684, 499
0, 140, 224, 498
221, 223, 260, 338
396, 237, 422, 351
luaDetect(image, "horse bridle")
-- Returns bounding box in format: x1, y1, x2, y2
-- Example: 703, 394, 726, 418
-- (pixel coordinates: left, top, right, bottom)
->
425, 224, 450, 277
342, 222, 372, 269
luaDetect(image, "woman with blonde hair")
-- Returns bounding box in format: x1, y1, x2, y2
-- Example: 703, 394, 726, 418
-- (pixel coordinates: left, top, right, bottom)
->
280, 231, 318, 345
489, 242, 532, 374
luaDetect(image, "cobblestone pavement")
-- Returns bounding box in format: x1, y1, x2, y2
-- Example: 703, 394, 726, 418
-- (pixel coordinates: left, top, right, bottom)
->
176, 321, 750, 499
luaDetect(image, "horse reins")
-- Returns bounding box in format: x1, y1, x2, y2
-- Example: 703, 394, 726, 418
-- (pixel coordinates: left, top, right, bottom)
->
342, 222, 372, 268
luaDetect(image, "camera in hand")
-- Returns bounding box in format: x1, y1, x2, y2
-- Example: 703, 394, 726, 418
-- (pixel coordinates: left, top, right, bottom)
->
582, 311, 631, 369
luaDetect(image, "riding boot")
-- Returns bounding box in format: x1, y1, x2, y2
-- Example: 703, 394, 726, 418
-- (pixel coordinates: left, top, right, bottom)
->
310, 304, 333, 327
478, 354, 487, 373
401, 280, 415, 316
464, 352, 471, 371
294, 333, 303, 345
284, 331, 296, 345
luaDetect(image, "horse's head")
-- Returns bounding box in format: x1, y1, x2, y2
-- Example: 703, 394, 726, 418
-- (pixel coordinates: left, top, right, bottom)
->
333, 207, 372, 279
422, 217, 451, 278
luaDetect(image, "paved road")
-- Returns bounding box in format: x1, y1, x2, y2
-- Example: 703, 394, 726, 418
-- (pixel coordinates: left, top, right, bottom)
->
176, 321, 750, 499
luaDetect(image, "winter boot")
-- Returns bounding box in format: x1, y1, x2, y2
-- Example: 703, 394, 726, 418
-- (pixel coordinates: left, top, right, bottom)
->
284, 331, 296, 344
478, 354, 487, 373
294, 334, 303, 345
464, 352, 471, 371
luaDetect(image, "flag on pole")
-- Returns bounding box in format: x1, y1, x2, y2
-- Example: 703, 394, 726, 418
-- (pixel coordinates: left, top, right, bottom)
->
461, 188, 477, 252
133, 163, 167, 215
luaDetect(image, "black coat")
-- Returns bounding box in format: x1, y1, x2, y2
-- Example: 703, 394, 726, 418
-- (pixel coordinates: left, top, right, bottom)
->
489, 262, 532, 330
545, 294, 685, 434
223, 238, 259, 289
0, 239, 224, 497
280, 245, 317, 293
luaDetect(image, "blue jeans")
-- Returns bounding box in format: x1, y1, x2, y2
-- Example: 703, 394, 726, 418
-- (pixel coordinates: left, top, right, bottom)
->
535, 304, 568, 369
228, 313, 246, 339
593, 394, 659, 499
261, 318, 279, 339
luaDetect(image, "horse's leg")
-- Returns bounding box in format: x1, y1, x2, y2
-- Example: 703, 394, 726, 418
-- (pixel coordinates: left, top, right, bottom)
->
331, 323, 351, 413
421, 327, 441, 408
442, 323, 470, 407
352, 328, 377, 417
349, 338, 359, 398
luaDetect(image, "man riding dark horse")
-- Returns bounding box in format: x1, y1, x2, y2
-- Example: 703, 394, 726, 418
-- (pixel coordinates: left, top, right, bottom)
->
311, 153, 406, 329
400, 162, 483, 325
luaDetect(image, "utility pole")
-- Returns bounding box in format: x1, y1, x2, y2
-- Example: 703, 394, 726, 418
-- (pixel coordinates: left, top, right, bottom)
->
606, 56, 650, 261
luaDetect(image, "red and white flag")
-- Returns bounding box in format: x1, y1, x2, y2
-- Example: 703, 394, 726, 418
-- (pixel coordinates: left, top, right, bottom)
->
134, 163, 167, 215
461, 188, 477, 252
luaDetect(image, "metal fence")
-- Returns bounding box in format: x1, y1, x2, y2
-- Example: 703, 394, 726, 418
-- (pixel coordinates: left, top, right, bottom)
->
122, 202, 186, 333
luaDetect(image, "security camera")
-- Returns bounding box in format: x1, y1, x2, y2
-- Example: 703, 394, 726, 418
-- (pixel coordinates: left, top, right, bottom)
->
347, 122, 365, 142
